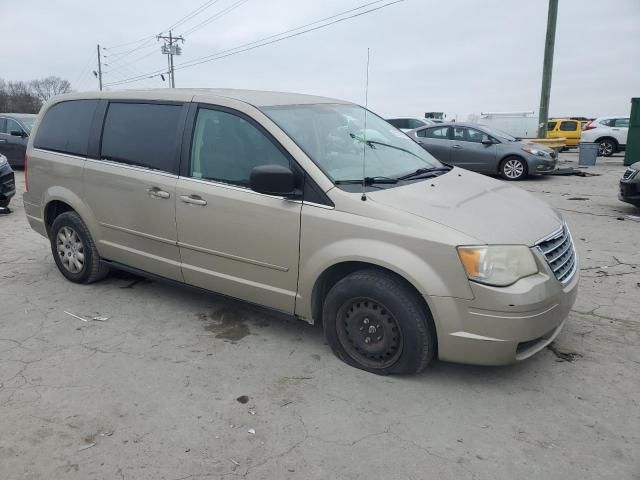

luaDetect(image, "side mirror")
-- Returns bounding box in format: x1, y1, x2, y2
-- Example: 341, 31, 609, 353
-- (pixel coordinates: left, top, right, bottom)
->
481, 135, 493, 145
250, 164, 299, 197
10, 130, 26, 138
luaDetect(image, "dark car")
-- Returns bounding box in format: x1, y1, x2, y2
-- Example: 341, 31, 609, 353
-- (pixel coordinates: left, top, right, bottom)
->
0, 154, 16, 208
619, 162, 640, 207
0, 113, 37, 167
407, 122, 557, 180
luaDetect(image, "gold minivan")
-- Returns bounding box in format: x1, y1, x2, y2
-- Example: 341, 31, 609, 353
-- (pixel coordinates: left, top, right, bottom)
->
23, 89, 578, 374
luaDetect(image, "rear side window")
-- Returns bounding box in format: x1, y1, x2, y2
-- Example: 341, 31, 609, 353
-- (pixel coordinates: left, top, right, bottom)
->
613, 118, 629, 127
101, 102, 182, 174
560, 121, 577, 131
34, 100, 98, 156
420, 127, 449, 139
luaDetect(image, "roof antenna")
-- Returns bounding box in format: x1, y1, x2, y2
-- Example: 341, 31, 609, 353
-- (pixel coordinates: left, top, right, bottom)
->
361, 47, 370, 202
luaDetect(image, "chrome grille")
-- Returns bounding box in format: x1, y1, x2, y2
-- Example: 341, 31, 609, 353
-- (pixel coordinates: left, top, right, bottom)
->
622, 168, 637, 180
536, 224, 577, 284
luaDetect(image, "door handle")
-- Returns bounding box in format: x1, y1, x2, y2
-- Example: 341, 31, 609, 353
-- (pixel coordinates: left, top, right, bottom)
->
0, 139, 7, 143
147, 187, 170, 199
452, 144, 462, 149
417, 140, 425, 144
180, 195, 207, 206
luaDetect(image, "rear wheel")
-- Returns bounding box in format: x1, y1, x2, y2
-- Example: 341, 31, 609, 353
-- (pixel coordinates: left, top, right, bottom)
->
50, 212, 109, 284
597, 138, 617, 157
500, 156, 528, 180
323, 269, 436, 375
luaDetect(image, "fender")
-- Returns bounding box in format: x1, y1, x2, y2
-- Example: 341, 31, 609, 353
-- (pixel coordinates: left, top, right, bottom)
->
42, 186, 102, 253
295, 237, 474, 321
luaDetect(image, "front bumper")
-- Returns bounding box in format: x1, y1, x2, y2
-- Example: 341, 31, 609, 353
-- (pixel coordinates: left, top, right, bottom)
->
429, 258, 578, 366
0, 164, 16, 206
528, 155, 557, 173
619, 179, 640, 206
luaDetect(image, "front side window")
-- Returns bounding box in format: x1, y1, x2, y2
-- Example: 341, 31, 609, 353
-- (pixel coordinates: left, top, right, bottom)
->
408, 119, 425, 129
6, 119, 23, 135
613, 118, 629, 127
34, 100, 98, 156
560, 121, 578, 131
263, 104, 442, 182
101, 102, 182, 173
190, 108, 289, 187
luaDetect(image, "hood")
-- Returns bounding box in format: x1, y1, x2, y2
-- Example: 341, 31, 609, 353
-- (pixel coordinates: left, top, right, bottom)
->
367, 168, 562, 245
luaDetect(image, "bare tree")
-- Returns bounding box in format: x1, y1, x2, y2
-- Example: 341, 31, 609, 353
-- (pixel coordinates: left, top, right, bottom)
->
3, 81, 42, 113
30, 76, 72, 103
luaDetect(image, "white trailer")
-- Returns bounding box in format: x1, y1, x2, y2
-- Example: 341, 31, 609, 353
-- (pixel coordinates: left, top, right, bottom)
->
476, 111, 541, 139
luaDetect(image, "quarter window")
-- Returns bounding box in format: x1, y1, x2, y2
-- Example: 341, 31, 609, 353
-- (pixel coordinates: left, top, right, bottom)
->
34, 100, 98, 156
560, 121, 577, 131
101, 102, 182, 174
190, 108, 289, 187
547, 121, 557, 130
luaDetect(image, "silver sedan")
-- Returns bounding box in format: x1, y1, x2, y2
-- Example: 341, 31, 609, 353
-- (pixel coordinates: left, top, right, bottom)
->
406, 122, 557, 180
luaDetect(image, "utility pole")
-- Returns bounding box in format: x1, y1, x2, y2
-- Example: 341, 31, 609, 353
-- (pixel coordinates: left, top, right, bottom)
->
96, 44, 103, 91
158, 31, 184, 88
537, 0, 558, 138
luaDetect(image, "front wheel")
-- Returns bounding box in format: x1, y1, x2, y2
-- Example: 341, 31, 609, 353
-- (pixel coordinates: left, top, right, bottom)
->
323, 269, 436, 375
500, 156, 528, 180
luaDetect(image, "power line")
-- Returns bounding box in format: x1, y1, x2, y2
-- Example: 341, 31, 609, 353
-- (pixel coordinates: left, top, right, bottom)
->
102, 0, 223, 56
167, 0, 224, 31
180, 0, 251, 36
104, 0, 404, 87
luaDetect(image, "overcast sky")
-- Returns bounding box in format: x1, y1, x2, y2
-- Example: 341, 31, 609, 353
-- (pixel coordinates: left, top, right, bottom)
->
4, 0, 639, 119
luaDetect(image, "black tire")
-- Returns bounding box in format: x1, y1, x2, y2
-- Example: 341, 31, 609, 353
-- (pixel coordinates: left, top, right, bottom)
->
597, 138, 617, 157
323, 269, 436, 375
500, 156, 528, 180
0, 199, 9, 208
49, 211, 109, 284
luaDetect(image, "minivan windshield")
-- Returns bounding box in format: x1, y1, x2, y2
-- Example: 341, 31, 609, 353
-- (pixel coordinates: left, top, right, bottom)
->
263, 104, 444, 182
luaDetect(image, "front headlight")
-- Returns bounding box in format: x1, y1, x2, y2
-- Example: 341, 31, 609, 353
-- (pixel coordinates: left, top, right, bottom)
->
457, 245, 538, 287
0, 155, 7, 168
522, 145, 548, 157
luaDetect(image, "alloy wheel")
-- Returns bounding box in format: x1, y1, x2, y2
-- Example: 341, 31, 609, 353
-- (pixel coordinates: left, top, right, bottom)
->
56, 226, 85, 274
503, 159, 525, 179
598, 141, 614, 156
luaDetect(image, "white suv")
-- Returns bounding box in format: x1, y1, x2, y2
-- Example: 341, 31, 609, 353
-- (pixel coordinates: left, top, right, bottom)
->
581, 116, 629, 156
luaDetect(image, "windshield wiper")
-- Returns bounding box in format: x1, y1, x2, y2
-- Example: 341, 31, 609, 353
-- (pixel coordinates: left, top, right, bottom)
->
335, 176, 399, 185
396, 166, 451, 180
349, 134, 424, 161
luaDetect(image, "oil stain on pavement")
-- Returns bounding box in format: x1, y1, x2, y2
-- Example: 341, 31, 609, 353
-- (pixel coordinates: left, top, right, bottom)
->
197, 307, 251, 342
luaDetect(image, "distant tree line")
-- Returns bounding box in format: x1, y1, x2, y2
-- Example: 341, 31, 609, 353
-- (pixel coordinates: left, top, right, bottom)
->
0, 76, 72, 114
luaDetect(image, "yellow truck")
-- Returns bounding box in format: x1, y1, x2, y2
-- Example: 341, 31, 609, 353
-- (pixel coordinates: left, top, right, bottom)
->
546, 118, 586, 148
